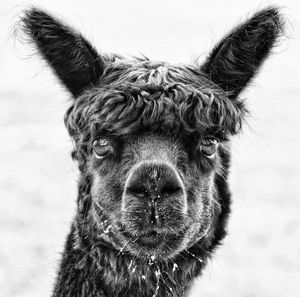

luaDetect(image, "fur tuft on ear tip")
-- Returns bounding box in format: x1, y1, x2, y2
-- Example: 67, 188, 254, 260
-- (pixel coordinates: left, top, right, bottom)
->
201, 6, 285, 100
20, 7, 104, 97
248, 7, 285, 46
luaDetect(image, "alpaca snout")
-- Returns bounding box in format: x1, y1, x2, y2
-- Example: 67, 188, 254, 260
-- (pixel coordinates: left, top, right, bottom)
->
122, 161, 187, 230
125, 161, 184, 202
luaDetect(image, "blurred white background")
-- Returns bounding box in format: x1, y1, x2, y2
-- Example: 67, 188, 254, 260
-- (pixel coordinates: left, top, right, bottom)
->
0, 1, 299, 296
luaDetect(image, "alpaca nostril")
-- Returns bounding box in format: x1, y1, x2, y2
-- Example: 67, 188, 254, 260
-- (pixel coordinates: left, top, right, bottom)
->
160, 184, 182, 197
126, 186, 149, 198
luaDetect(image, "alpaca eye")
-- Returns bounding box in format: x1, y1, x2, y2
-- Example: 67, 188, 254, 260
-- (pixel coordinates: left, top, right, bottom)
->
199, 137, 218, 157
93, 139, 113, 159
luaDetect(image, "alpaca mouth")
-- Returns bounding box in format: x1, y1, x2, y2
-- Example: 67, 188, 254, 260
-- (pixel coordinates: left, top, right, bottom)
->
135, 231, 165, 247
120, 228, 165, 244
119, 223, 185, 255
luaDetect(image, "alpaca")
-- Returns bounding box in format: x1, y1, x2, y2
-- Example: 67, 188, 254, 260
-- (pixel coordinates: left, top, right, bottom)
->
21, 7, 283, 297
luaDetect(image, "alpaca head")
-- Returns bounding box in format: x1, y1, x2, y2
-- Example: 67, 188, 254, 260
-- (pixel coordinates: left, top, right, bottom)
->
22, 8, 283, 260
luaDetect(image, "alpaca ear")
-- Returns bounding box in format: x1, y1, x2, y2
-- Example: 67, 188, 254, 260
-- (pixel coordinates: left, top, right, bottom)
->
21, 8, 104, 97
201, 7, 284, 100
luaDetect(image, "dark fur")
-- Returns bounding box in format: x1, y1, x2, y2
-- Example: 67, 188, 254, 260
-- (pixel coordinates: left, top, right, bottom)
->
21, 7, 283, 297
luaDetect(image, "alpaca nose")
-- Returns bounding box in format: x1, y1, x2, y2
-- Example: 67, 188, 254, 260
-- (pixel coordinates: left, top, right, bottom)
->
125, 162, 184, 201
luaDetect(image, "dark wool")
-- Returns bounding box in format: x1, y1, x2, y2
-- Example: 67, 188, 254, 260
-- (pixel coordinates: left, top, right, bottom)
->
20, 6, 284, 297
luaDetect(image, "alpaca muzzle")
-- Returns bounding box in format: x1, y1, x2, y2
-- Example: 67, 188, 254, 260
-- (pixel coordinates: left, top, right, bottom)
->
122, 161, 187, 232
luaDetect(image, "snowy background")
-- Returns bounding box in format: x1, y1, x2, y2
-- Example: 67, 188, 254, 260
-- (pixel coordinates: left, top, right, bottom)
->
1, 0, 299, 296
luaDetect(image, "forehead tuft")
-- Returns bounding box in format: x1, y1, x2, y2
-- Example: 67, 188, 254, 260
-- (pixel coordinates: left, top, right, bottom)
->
102, 58, 208, 86
65, 57, 246, 140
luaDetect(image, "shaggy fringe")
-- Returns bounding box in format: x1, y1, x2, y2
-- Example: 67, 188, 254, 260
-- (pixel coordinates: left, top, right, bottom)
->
65, 58, 246, 164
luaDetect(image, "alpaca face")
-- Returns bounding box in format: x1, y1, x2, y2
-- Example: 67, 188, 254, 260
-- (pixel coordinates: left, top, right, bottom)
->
22, 8, 283, 261
63, 60, 243, 259
90, 131, 219, 258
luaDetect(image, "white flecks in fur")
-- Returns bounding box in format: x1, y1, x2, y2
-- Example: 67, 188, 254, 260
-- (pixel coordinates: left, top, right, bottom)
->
128, 259, 134, 270
152, 266, 161, 297
128, 258, 138, 276
118, 240, 130, 256
103, 225, 112, 234
172, 263, 178, 272
185, 249, 203, 263
148, 255, 156, 266
130, 265, 137, 275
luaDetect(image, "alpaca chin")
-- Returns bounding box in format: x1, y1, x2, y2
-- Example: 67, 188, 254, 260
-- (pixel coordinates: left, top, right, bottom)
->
119, 227, 186, 259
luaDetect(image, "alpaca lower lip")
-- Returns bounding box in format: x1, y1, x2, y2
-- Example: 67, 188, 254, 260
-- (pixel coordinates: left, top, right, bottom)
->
135, 232, 184, 254
121, 228, 164, 242
120, 227, 181, 250
137, 231, 164, 245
